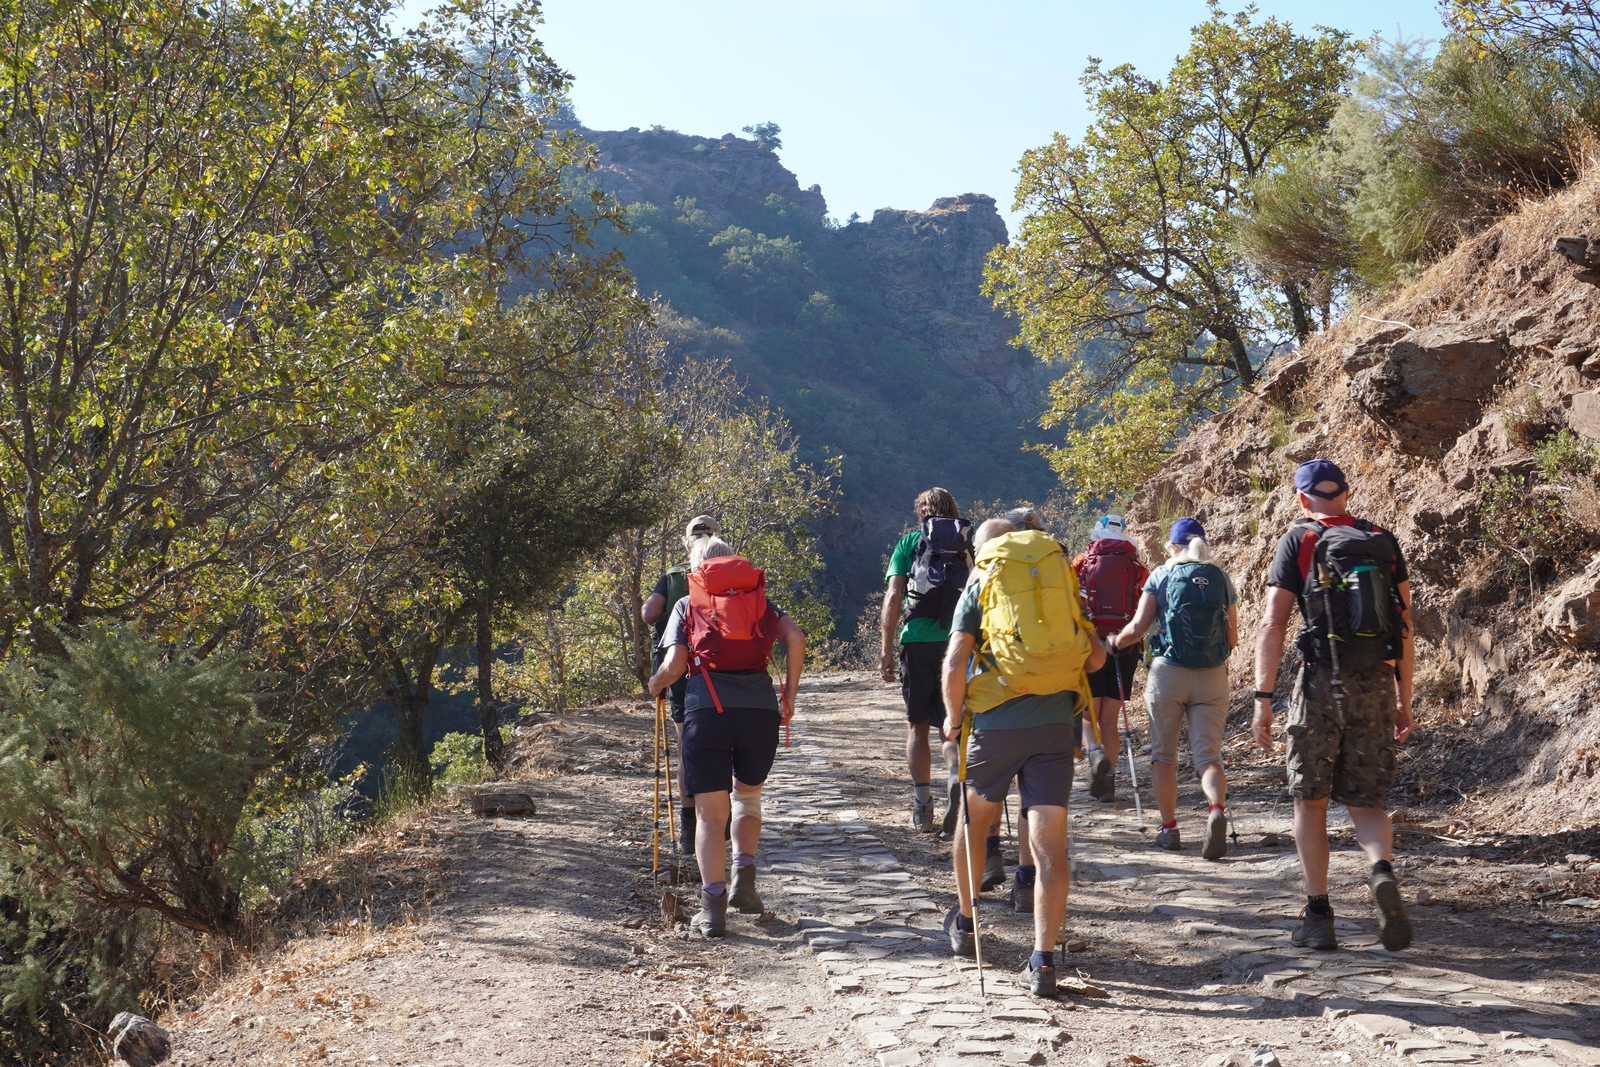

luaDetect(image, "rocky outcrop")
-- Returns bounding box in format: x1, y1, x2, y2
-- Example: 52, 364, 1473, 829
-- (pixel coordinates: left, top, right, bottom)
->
835, 194, 1036, 409
1541, 553, 1600, 647
110, 1012, 171, 1067
1345, 326, 1513, 455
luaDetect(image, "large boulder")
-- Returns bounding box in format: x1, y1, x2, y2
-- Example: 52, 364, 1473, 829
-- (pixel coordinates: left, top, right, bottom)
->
1541, 554, 1600, 648
1346, 326, 1512, 455
109, 1012, 170, 1067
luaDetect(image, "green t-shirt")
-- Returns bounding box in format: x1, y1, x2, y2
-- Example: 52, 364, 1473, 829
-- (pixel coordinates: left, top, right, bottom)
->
886, 529, 950, 644
951, 573, 1078, 730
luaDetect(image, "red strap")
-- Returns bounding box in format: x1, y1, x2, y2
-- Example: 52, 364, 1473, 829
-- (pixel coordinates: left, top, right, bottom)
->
696, 657, 726, 714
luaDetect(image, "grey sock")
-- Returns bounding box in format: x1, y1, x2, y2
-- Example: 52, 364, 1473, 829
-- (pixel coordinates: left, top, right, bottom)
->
914, 782, 932, 804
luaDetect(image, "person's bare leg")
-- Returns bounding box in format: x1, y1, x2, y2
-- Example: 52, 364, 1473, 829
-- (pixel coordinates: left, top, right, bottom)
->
1016, 808, 1034, 866
1151, 759, 1178, 825
956, 792, 1001, 919
674, 720, 690, 806
1027, 805, 1070, 952
695, 790, 731, 885
1199, 760, 1227, 807
1348, 805, 1393, 866
1294, 797, 1331, 896
907, 721, 932, 785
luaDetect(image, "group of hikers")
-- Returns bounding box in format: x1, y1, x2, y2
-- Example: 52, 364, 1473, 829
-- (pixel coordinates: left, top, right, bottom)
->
643, 458, 1416, 998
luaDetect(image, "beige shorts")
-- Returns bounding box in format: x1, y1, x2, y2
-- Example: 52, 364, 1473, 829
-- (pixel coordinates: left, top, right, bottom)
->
1145, 658, 1229, 770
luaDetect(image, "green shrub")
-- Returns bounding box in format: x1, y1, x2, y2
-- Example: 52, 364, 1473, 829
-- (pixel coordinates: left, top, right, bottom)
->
1479, 471, 1585, 582
1536, 428, 1599, 481
430, 728, 513, 788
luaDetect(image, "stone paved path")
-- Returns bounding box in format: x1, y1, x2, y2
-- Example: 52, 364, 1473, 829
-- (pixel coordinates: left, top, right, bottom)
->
762, 674, 1600, 1067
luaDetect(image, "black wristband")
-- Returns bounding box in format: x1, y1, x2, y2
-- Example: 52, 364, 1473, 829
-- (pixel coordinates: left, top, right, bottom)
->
1253, 690, 1274, 701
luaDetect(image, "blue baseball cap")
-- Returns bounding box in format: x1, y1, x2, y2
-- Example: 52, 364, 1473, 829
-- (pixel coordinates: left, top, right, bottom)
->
1293, 459, 1348, 500
1168, 517, 1205, 545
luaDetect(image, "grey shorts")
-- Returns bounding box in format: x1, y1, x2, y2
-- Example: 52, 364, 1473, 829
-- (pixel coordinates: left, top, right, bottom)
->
1145, 658, 1230, 769
1286, 663, 1397, 809
964, 722, 1076, 810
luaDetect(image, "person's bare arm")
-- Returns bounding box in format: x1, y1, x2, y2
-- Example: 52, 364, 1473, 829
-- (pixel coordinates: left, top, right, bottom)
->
1394, 578, 1414, 743
1226, 602, 1239, 651
1111, 592, 1159, 650
1252, 586, 1298, 750
880, 574, 908, 682
941, 630, 975, 743
776, 614, 806, 719
641, 592, 666, 626
648, 645, 687, 696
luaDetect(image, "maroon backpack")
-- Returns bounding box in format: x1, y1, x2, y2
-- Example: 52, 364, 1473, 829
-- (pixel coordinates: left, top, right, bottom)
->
1076, 539, 1148, 638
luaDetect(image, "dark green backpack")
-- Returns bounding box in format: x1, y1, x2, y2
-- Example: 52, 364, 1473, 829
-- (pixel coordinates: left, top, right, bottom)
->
662, 563, 690, 614
1157, 561, 1232, 669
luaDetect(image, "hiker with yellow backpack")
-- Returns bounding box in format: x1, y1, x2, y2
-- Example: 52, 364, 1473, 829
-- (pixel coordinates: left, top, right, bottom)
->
941, 518, 1105, 998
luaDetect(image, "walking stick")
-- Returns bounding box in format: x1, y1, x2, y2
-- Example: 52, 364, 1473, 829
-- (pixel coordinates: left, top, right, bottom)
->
958, 711, 987, 1004
1114, 652, 1146, 833
662, 696, 678, 859
1317, 562, 1348, 728
653, 693, 664, 879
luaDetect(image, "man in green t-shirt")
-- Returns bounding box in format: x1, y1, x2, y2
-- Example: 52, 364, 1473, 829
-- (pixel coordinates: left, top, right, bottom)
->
880, 487, 970, 835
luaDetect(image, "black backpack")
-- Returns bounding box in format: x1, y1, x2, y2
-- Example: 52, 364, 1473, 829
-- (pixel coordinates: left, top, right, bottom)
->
1294, 518, 1405, 672
902, 517, 973, 627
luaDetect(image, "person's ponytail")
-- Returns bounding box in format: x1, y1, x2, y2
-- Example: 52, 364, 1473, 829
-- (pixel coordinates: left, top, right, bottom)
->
1180, 536, 1211, 563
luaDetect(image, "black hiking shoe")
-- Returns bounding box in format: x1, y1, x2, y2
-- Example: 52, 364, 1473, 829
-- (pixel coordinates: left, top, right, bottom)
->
943, 905, 975, 958
1370, 869, 1414, 951
1009, 878, 1034, 914
941, 781, 961, 837
1291, 906, 1338, 950
911, 797, 935, 833
981, 851, 1006, 891
1088, 747, 1113, 800
691, 890, 728, 938
729, 865, 764, 914
1202, 808, 1228, 861
1022, 960, 1058, 998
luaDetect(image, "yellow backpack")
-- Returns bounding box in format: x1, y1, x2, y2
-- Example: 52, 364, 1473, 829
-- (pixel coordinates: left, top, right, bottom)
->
965, 529, 1094, 715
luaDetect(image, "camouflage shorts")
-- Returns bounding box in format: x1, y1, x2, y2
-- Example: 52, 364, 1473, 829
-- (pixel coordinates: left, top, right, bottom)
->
1285, 663, 1397, 809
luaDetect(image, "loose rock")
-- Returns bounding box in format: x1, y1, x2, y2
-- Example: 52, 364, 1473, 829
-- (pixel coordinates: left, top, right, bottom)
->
109, 1013, 171, 1067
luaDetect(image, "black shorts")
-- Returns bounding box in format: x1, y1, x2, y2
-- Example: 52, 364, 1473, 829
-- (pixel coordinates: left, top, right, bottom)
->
681, 705, 780, 796
1087, 645, 1141, 699
899, 642, 948, 727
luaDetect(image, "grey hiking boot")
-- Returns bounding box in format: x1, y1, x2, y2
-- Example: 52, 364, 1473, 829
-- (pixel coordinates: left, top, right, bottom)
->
691, 890, 728, 938
1009, 877, 1034, 914
981, 851, 1007, 891
1291, 906, 1338, 950
1370, 868, 1414, 951
943, 905, 975, 958
1155, 825, 1182, 851
1087, 747, 1113, 800
911, 797, 935, 833
1022, 959, 1058, 998
941, 781, 961, 837
729, 866, 764, 914
1202, 807, 1228, 861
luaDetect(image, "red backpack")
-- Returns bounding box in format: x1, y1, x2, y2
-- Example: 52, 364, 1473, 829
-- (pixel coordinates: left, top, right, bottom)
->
1076, 539, 1148, 638
686, 556, 779, 710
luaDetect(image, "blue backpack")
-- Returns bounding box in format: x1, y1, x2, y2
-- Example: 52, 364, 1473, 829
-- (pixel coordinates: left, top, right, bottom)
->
1158, 561, 1232, 669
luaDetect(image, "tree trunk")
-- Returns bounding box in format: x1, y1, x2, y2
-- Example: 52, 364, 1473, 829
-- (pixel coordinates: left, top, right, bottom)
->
378, 645, 438, 796
1282, 282, 1313, 343
1216, 323, 1256, 387
477, 597, 504, 773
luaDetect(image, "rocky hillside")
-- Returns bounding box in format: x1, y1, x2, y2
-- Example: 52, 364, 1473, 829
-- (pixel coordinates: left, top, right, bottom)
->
1124, 174, 1600, 837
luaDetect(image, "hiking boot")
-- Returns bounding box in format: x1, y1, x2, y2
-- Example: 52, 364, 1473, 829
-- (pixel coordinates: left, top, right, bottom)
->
729, 866, 764, 914
1098, 786, 1117, 805
1023, 959, 1058, 998
911, 797, 935, 833
943, 905, 975, 958
1155, 825, 1182, 851
1370, 868, 1414, 951
981, 851, 1006, 891
691, 890, 728, 938
1291, 906, 1338, 950
1009, 877, 1034, 914
1202, 807, 1228, 861
1087, 747, 1113, 800
941, 781, 961, 837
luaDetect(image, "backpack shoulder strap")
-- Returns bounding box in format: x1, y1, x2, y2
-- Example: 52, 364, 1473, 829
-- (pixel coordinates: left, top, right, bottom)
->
1295, 520, 1327, 584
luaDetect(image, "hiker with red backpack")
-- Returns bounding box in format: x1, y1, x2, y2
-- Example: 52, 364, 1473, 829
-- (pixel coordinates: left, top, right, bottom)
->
649, 536, 806, 938
880, 488, 973, 835
1253, 459, 1415, 953
1073, 515, 1149, 804
1107, 517, 1238, 858
641, 514, 720, 857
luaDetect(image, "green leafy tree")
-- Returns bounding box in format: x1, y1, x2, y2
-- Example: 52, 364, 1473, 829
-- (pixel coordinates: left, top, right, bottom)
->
742, 121, 783, 150
984, 3, 1355, 501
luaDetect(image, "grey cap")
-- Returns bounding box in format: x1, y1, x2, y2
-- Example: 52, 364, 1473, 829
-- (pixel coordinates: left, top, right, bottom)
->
685, 514, 721, 539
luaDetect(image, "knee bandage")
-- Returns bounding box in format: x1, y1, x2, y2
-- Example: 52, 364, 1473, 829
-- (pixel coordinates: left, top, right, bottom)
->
731, 785, 762, 823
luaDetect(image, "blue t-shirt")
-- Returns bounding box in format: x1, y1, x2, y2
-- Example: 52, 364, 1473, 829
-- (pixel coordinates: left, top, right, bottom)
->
661, 598, 785, 713
1143, 560, 1237, 664
950, 574, 1077, 730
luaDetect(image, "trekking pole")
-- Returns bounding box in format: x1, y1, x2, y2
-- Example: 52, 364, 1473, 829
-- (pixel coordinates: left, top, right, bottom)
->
662, 698, 678, 861
1114, 652, 1146, 833
958, 710, 987, 1004
1317, 564, 1348, 728
653, 693, 664, 879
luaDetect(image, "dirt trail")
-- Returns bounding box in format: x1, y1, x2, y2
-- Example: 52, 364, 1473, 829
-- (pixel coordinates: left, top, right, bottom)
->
165, 673, 1599, 1067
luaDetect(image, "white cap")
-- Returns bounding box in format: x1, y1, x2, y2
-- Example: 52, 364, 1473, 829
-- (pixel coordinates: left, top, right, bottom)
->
1090, 514, 1131, 543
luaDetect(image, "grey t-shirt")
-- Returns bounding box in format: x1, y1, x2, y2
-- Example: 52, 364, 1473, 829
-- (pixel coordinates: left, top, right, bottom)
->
951, 574, 1077, 730
661, 598, 786, 713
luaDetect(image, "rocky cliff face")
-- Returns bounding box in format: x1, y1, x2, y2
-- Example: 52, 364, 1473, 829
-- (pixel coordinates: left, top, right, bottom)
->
1125, 175, 1600, 835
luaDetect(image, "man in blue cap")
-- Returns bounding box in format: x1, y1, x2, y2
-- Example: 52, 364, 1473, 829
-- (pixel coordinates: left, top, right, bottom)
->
1252, 459, 1415, 952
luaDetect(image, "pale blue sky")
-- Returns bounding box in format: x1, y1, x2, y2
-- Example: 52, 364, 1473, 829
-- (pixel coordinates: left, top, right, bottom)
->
448, 1, 1448, 230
